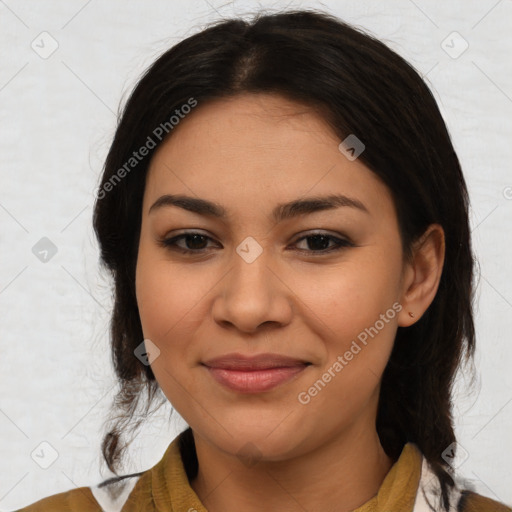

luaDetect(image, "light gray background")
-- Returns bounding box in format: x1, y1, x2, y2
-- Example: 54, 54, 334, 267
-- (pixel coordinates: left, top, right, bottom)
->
1, 0, 511, 509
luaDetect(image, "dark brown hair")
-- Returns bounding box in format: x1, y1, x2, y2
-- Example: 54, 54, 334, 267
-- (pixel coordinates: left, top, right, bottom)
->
93, 9, 477, 511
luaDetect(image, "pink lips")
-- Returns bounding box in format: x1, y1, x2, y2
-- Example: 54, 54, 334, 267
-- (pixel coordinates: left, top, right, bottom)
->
202, 353, 310, 393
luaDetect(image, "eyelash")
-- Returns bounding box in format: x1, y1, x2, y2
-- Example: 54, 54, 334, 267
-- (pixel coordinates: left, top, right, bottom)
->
157, 231, 354, 256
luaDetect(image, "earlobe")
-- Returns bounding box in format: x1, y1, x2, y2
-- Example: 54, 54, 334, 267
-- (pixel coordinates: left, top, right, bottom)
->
397, 224, 445, 327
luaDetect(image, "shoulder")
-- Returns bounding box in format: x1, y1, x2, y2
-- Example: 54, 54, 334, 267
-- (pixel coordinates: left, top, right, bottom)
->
14, 431, 189, 512
13, 485, 102, 511
457, 489, 512, 512
13, 471, 146, 512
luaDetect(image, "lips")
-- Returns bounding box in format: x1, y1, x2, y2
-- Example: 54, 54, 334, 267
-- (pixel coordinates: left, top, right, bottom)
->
203, 353, 310, 370
202, 353, 311, 393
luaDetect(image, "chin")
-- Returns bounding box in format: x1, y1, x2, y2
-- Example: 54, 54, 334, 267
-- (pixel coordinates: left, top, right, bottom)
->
195, 421, 308, 463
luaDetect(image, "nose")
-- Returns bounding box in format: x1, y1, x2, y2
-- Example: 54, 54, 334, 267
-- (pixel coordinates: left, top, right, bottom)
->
212, 246, 293, 334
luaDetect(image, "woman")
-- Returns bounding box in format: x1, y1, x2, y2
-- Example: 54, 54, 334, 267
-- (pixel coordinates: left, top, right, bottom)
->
16, 9, 511, 512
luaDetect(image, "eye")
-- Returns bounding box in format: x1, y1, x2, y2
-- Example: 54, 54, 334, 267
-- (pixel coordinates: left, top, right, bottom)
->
157, 232, 217, 254
292, 232, 354, 253
157, 230, 354, 255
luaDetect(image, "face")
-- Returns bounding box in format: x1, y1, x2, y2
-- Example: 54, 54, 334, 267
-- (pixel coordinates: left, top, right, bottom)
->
135, 93, 411, 462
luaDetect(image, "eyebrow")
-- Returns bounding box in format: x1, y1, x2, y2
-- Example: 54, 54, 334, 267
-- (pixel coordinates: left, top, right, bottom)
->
148, 193, 370, 222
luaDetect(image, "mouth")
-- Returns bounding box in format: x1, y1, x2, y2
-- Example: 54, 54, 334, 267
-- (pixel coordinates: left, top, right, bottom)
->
202, 353, 312, 393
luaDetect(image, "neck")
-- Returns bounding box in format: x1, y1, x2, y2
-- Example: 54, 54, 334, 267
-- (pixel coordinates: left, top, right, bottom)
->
190, 422, 394, 512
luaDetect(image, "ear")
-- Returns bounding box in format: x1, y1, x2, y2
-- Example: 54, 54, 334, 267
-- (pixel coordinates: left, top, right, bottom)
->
397, 223, 445, 327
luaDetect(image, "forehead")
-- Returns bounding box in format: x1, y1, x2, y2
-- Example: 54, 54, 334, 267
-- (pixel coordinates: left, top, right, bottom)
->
144, 93, 394, 223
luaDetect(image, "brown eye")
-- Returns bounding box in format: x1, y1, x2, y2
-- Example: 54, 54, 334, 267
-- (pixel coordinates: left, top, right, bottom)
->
293, 232, 354, 254
158, 232, 218, 254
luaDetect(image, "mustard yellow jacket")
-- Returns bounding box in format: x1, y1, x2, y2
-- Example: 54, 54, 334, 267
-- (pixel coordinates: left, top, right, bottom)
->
14, 429, 512, 512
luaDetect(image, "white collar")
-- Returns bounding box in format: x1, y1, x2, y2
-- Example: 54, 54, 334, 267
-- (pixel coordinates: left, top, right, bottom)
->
413, 455, 462, 512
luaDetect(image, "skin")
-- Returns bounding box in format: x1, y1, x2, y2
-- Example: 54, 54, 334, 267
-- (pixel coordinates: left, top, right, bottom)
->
135, 93, 445, 512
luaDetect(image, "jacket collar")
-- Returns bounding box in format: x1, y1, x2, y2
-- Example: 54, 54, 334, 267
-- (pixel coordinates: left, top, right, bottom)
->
91, 432, 461, 512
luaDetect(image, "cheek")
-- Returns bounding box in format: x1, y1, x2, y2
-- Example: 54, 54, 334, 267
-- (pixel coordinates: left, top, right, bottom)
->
136, 248, 207, 341
296, 262, 399, 417
135, 252, 208, 406
296, 254, 400, 333
294, 252, 401, 394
